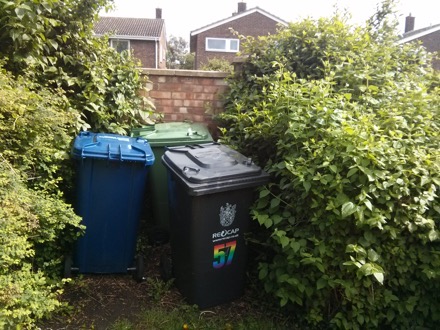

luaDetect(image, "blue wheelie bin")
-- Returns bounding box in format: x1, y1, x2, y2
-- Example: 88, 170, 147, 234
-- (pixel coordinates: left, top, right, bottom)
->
70, 132, 154, 279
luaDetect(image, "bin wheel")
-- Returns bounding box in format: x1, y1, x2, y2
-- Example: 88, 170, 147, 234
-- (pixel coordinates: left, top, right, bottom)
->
159, 253, 173, 281
63, 255, 73, 278
133, 255, 146, 283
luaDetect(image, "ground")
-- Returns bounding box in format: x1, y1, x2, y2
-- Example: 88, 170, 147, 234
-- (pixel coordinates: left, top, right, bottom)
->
40, 243, 166, 329
39, 243, 291, 330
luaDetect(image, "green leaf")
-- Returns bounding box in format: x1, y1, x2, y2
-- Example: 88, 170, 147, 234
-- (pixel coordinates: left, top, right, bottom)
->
364, 199, 373, 211
259, 266, 268, 280
280, 236, 290, 248
317, 278, 327, 290
372, 273, 383, 285
428, 230, 439, 242
386, 309, 395, 322
303, 181, 311, 192
347, 167, 358, 177
259, 188, 270, 198
290, 241, 301, 253
341, 202, 356, 218
367, 249, 379, 262
15, 7, 27, 20
47, 39, 58, 50
270, 198, 280, 208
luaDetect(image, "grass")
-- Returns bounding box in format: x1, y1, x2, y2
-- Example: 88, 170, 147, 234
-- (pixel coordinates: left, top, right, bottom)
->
110, 304, 289, 330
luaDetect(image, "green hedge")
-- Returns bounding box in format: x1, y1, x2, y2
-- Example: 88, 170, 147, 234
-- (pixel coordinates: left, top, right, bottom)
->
0, 160, 83, 328
219, 7, 440, 329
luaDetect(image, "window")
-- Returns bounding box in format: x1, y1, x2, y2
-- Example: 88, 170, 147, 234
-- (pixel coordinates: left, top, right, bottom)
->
110, 39, 130, 53
206, 38, 239, 53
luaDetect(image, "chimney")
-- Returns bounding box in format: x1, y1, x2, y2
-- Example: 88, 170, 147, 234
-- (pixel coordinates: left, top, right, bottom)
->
156, 8, 162, 19
405, 14, 415, 33
237, 2, 247, 13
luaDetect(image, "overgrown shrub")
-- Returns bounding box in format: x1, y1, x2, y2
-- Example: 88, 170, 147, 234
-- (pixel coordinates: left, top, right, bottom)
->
0, 159, 83, 328
219, 2, 440, 328
0, 0, 156, 326
0, 0, 155, 135
200, 57, 234, 73
0, 65, 76, 193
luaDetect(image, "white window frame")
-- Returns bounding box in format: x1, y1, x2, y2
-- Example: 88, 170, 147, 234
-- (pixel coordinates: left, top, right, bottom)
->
205, 37, 239, 53
110, 39, 130, 53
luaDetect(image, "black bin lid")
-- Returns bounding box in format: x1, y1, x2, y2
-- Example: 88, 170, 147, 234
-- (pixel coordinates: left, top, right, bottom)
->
162, 143, 269, 196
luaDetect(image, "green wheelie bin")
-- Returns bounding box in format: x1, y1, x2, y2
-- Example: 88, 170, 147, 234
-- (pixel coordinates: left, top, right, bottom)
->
131, 122, 213, 243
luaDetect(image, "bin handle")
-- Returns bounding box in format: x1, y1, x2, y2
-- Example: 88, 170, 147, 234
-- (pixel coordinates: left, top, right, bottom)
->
131, 145, 150, 165
119, 144, 123, 161
105, 143, 123, 162
80, 142, 99, 158
164, 142, 220, 152
182, 166, 200, 174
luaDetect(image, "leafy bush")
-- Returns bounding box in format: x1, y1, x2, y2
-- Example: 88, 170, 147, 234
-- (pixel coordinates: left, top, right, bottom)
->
0, 159, 83, 328
0, 63, 83, 328
0, 0, 155, 135
0, 65, 76, 193
200, 57, 234, 73
0, 0, 156, 326
219, 3, 440, 328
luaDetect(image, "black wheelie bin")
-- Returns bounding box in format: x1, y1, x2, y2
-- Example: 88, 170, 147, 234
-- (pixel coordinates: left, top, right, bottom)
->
162, 142, 269, 308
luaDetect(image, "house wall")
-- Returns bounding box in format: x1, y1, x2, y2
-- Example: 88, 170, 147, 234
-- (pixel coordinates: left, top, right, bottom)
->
415, 32, 440, 70
141, 69, 229, 139
193, 12, 283, 69
131, 39, 167, 69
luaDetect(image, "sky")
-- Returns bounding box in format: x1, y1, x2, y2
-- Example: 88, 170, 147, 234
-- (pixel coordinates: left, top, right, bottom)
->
100, 0, 440, 40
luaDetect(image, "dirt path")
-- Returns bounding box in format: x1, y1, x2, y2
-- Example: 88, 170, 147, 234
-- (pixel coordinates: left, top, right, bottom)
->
40, 244, 172, 329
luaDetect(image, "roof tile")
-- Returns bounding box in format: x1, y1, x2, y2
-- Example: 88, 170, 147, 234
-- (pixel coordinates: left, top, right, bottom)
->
94, 16, 164, 38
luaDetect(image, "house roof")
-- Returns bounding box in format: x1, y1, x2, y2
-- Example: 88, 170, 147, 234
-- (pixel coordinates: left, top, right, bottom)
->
94, 16, 165, 40
398, 23, 440, 44
190, 6, 288, 36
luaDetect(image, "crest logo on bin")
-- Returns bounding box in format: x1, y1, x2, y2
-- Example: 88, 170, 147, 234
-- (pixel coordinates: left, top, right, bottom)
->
219, 203, 236, 227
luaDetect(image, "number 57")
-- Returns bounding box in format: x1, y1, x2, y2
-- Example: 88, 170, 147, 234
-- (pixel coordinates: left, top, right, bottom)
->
213, 241, 237, 269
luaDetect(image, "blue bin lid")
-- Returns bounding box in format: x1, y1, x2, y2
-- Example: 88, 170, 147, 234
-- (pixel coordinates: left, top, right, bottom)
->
72, 131, 155, 165
162, 143, 269, 196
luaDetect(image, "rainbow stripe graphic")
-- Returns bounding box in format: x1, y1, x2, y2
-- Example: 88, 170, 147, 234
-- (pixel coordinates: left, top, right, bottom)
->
213, 240, 237, 269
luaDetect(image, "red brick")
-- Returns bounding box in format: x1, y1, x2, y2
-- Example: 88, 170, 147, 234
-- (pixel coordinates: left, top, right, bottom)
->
150, 91, 172, 99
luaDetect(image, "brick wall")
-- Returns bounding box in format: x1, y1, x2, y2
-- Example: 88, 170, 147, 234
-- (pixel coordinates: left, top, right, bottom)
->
142, 69, 230, 139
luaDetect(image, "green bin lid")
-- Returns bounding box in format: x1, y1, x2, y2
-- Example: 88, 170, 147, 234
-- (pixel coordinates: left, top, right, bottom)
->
71, 131, 155, 165
130, 122, 213, 147
162, 143, 269, 196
